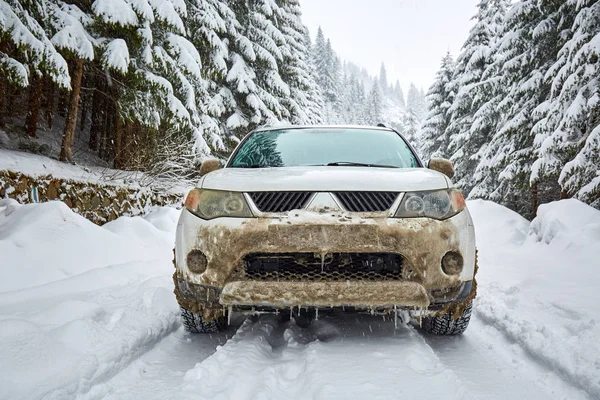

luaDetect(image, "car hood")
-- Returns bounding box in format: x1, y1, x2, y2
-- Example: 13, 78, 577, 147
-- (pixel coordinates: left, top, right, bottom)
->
200, 166, 449, 192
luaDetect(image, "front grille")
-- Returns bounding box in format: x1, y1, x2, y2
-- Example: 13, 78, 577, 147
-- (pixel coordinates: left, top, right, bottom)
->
333, 192, 399, 212
249, 192, 313, 212
242, 252, 404, 282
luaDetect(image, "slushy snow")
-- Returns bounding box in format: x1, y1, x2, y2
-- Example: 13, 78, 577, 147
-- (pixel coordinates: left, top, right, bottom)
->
0, 198, 599, 399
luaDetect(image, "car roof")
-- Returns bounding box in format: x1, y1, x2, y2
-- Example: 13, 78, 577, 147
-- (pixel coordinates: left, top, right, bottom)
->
252, 125, 395, 133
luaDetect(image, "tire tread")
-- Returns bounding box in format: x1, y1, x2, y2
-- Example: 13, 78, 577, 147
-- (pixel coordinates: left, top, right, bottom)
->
180, 307, 226, 333
422, 301, 473, 335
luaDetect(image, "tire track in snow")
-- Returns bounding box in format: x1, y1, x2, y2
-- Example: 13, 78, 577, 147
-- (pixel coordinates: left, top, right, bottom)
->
182, 314, 474, 400
422, 314, 591, 400
0, 271, 182, 400
473, 291, 599, 399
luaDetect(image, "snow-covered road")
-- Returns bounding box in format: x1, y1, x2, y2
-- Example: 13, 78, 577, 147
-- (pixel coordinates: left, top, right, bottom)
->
1, 198, 599, 400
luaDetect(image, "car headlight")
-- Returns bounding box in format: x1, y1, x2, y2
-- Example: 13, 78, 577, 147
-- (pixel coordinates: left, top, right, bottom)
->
394, 189, 466, 220
184, 189, 253, 219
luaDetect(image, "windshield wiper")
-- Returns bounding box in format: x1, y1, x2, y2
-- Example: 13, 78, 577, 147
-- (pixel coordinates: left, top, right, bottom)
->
326, 162, 398, 168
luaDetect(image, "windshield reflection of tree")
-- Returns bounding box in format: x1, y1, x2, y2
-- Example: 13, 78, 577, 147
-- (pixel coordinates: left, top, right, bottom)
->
234, 132, 284, 167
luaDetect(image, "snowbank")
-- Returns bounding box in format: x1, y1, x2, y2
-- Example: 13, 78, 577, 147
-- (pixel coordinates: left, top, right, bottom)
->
468, 199, 600, 398
528, 198, 600, 247
0, 200, 181, 400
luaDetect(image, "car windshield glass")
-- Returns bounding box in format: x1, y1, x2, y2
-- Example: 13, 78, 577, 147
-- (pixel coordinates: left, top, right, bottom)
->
229, 128, 419, 168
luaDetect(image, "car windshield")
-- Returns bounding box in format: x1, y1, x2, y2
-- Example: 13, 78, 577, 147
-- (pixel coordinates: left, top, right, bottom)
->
229, 128, 420, 168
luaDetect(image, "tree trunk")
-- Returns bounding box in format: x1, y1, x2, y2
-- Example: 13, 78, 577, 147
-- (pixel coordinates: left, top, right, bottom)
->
79, 69, 89, 133
57, 89, 68, 119
530, 180, 539, 218
60, 58, 84, 162
25, 74, 43, 137
0, 76, 5, 128
114, 116, 123, 169
124, 122, 135, 169
99, 100, 109, 160
89, 95, 102, 151
43, 79, 55, 129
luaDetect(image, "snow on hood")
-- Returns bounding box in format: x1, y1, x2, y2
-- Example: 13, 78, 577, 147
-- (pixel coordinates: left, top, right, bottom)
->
200, 166, 449, 192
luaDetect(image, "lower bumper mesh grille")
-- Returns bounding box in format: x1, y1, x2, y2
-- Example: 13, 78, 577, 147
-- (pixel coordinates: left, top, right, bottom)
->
242, 252, 404, 282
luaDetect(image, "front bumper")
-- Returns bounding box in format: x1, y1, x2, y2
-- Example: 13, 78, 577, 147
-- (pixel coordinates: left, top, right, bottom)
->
174, 208, 476, 311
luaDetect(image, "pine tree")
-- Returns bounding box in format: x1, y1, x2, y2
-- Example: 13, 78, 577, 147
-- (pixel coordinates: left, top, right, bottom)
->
393, 81, 405, 109
247, 0, 290, 123
53, 2, 95, 161
533, 0, 600, 206
445, 0, 511, 194
379, 63, 388, 94
366, 82, 383, 125
407, 83, 427, 121
403, 109, 420, 149
0, 0, 71, 89
420, 53, 455, 159
275, 0, 322, 125
470, 0, 573, 216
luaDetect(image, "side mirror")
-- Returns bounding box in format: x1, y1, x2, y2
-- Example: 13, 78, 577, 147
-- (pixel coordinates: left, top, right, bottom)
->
199, 159, 222, 176
428, 158, 455, 179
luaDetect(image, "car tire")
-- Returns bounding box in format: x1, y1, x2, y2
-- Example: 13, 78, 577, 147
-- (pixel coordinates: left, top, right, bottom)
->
422, 300, 473, 335
180, 306, 226, 333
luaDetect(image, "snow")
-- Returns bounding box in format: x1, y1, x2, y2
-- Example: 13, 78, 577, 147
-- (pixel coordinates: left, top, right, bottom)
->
103, 39, 130, 73
0, 148, 172, 190
166, 34, 202, 79
0, 200, 181, 399
51, 5, 95, 61
92, 0, 139, 27
1, 198, 599, 399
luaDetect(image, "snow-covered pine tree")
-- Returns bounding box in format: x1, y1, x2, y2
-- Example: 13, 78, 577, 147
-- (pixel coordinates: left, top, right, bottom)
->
403, 109, 420, 150
51, 1, 95, 162
379, 63, 388, 94
445, 0, 511, 195
312, 26, 327, 89
323, 38, 340, 104
302, 29, 324, 124
275, 0, 322, 125
420, 52, 455, 159
246, 0, 290, 123
186, 0, 238, 155
532, 0, 600, 207
365, 81, 383, 125
1, 0, 74, 138
407, 82, 427, 122
0, 0, 70, 89
470, 0, 573, 216
393, 80, 405, 109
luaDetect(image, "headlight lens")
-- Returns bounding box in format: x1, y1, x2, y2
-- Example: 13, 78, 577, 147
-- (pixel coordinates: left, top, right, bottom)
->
395, 189, 465, 220
184, 189, 253, 219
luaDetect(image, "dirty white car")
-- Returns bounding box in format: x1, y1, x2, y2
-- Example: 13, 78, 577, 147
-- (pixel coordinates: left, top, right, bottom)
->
174, 126, 477, 335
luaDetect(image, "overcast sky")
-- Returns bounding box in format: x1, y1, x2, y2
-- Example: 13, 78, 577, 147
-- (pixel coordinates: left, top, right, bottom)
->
299, 0, 479, 93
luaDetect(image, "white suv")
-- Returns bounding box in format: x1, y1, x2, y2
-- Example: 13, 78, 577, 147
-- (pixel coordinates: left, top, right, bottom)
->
174, 126, 477, 335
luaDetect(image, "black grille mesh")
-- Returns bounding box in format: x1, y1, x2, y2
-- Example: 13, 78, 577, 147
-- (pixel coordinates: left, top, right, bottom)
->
242, 253, 404, 282
249, 192, 313, 212
334, 192, 399, 212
